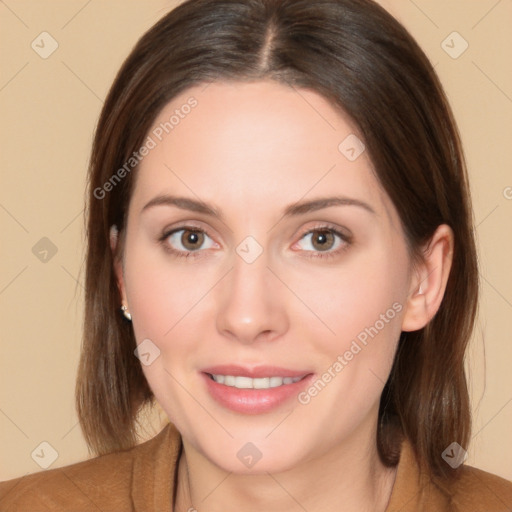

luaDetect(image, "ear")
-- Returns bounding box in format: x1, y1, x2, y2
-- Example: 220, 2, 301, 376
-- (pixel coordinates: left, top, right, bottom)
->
110, 225, 128, 306
401, 224, 454, 332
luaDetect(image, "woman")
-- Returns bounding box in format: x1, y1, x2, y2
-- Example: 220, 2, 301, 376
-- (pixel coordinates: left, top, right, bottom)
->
1, 0, 511, 510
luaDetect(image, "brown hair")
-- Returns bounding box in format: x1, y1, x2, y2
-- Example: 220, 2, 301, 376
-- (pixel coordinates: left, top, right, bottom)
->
76, 0, 478, 483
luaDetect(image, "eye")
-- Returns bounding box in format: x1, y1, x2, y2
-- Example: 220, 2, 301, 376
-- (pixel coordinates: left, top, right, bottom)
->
159, 223, 351, 260
295, 225, 351, 259
160, 226, 216, 257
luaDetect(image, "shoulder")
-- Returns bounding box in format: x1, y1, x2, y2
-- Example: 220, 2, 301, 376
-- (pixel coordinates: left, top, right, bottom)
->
0, 450, 134, 511
388, 438, 512, 511
446, 464, 512, 510
0, 422, 180, 511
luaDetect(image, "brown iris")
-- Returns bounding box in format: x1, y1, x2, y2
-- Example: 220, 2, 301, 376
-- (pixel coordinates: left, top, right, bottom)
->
310, 229, 335, 251
180, 229, 205, 251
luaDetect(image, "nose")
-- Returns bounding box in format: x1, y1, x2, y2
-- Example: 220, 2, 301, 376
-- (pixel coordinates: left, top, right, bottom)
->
215, 243, 289, 345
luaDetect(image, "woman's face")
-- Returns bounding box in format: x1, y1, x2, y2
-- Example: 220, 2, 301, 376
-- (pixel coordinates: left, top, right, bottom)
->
118, 80, 417, 473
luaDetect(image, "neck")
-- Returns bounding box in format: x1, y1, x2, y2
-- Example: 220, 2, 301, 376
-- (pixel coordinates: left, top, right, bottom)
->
175, 421, 398, 512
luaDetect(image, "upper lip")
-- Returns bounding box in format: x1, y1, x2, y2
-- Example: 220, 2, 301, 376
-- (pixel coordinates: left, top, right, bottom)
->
202, 365, 312, 379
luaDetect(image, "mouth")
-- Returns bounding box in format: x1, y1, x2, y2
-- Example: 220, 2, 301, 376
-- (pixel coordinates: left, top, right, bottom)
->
206, 373, 305, 389
200, 365, 314, 414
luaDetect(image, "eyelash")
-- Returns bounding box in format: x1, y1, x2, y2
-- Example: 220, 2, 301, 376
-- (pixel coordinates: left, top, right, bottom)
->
158, 223, 352, 261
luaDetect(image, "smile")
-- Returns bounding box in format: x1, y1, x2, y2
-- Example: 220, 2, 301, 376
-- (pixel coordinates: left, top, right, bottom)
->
201, 366, 314, 414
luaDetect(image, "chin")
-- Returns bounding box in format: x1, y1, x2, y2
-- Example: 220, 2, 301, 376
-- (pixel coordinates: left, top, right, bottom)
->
186, 429, 312, 475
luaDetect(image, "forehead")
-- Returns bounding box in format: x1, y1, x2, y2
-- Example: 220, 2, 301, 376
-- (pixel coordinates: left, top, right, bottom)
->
131, 80, 396, 225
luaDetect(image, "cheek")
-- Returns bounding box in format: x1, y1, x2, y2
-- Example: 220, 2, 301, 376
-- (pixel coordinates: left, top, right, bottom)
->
292, 252, 406, 430
298, 248, 407, 357
124, 242, 213, 342
122, 245, 214, 421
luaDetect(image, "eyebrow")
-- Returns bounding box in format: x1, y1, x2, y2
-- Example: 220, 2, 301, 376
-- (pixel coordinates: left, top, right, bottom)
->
141, 194, 376, 219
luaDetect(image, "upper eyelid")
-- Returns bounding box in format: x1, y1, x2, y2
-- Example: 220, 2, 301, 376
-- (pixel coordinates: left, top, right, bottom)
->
161, 221, 349, 236
161, 219, 212, 235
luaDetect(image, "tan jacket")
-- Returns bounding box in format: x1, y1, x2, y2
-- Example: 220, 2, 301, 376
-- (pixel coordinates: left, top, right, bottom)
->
1, 422, 511, 511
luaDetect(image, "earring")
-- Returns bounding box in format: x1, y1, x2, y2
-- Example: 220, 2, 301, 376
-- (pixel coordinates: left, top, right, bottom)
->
121, 305, 132, 321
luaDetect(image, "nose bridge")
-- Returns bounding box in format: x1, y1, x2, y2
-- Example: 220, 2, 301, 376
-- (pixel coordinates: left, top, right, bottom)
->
215, 237, 288, 344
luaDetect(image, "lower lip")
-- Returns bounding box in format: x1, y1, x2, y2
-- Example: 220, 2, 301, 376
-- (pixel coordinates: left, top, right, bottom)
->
202, 373, 314, 414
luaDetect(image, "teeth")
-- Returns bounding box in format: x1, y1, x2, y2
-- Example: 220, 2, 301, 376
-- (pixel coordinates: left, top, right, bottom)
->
254, 377, 270, 389
210, 374, 303, 389
224, 375, 235, 386
269, 376, 283, 388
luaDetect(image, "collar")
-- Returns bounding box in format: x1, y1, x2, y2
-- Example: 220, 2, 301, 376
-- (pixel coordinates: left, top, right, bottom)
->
131, 422, 182, 511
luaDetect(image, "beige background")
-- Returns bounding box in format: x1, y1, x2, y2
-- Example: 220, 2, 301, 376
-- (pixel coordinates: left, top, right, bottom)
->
0, 0, 511, 482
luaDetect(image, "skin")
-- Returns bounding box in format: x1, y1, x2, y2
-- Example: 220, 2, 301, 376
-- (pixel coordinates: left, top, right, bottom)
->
112, 80, 453, 512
